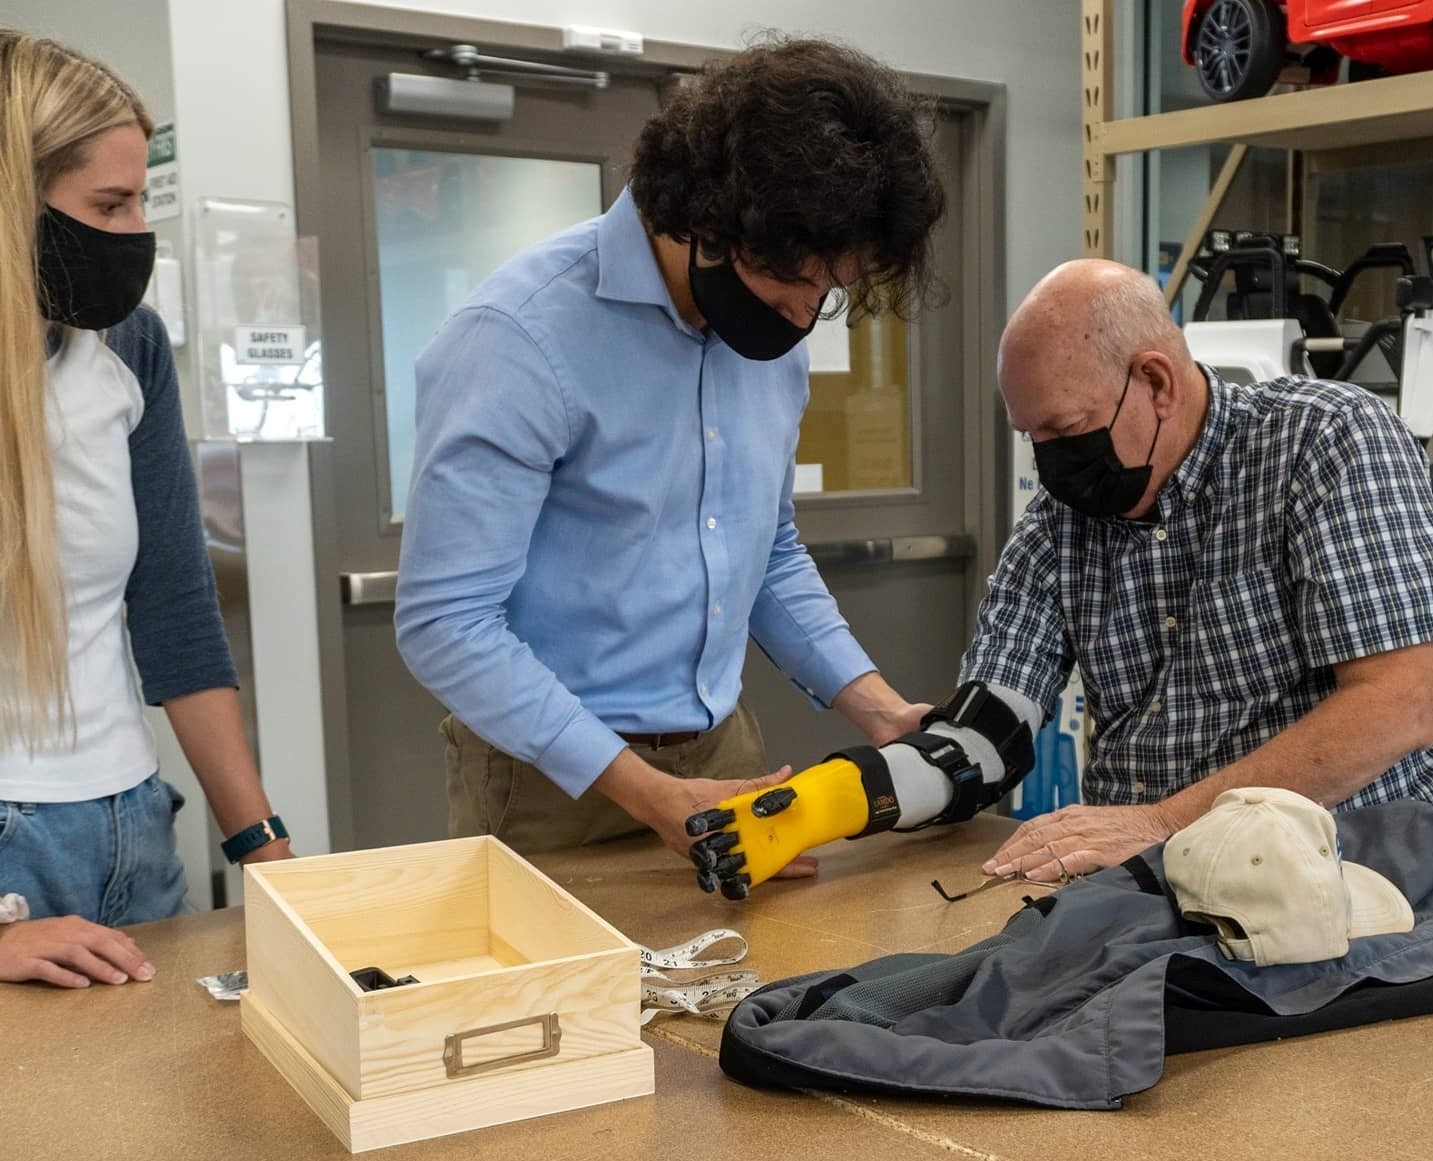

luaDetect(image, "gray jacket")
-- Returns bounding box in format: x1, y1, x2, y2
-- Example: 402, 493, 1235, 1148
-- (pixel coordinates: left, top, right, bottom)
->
720, 799, 1433, 1109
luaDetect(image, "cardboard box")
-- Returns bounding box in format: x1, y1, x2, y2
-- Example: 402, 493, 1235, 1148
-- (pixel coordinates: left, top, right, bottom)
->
239, 836, 654, 1152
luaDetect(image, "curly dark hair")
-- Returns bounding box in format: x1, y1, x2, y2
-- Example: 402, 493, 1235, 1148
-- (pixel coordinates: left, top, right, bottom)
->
629, 36, 947, 321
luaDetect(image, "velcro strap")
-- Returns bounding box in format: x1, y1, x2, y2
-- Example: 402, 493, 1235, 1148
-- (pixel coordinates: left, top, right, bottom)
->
893, 732, 985, 829
923, 680, 1036, 782
901, 731, 972, 775
831, 746, 902, 838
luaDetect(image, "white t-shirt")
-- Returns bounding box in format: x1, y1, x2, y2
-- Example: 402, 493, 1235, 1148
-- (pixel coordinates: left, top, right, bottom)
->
0, 329, 157, 801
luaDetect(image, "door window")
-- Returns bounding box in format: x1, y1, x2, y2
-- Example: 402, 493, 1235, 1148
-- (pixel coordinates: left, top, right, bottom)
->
797, 314, 913, 494
370, 147, 602, 519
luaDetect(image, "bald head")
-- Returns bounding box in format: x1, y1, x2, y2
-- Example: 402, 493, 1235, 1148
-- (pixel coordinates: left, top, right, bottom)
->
1000, 259, 1188, 388
1000, 260, 1209, 518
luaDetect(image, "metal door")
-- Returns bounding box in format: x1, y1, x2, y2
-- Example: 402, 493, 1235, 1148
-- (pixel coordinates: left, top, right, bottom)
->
311, 34, 999, 850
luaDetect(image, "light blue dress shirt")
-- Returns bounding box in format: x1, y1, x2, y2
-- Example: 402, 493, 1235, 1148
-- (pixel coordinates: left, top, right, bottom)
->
395, 188, 875, 797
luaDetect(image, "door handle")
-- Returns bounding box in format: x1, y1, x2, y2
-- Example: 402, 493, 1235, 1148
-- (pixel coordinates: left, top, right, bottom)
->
339, 535, 971, 606
341, 571, 398, 606
805, 534, 974, 568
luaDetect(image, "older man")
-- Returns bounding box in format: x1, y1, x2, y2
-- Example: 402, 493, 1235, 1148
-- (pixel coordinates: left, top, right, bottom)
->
687, 258, 1433, 898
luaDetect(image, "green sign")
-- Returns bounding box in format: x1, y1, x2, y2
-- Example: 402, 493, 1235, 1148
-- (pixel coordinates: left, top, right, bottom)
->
147, 121, 177, 168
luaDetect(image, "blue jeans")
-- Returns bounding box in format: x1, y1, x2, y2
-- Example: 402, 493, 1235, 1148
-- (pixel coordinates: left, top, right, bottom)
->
0, 773, 190, 924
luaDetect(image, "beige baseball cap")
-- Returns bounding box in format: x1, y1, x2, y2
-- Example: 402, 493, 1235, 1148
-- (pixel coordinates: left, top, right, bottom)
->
1165, 787, 1414, 967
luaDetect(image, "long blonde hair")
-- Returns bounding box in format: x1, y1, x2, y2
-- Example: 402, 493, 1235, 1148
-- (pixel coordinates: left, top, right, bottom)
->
0, 29, 153, 749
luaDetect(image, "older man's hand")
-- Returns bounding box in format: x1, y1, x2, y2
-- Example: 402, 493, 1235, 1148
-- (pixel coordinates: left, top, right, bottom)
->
981, 803, 1177, 883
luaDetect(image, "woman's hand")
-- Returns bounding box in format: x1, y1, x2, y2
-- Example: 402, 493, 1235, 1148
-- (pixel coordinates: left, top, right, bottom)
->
0, 915, 155, 988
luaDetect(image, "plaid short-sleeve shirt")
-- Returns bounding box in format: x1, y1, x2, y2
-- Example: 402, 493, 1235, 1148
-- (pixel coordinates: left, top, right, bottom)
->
959, 370, 1433, 810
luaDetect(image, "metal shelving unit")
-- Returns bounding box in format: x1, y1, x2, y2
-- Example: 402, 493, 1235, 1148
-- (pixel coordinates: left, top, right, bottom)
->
1080, 0, 1433, 298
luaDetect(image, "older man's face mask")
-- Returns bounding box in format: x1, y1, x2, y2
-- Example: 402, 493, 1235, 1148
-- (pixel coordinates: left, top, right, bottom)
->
1032, 365, 1160, 518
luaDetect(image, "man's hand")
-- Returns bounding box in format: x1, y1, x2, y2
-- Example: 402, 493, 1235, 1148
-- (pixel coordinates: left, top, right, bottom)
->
981, 803, 1177, 883
643, 766, 817, 867
686, 756, 886, 898
0, 916, 156, 988
593, 749, 818, 877
831, 672, 931, 747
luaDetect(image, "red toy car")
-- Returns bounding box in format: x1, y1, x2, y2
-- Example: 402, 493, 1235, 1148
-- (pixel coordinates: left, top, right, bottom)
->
1183, 0, 1433, 101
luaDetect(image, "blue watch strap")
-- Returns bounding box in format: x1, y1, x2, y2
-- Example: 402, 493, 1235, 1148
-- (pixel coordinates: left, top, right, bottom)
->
221, 815, 288, 863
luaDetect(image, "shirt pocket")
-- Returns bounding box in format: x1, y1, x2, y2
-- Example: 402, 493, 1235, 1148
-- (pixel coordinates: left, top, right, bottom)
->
1187, 567, 1301, 701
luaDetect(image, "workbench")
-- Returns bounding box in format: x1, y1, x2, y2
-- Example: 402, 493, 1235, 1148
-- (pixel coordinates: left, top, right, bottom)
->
3, 814, 1427, 1161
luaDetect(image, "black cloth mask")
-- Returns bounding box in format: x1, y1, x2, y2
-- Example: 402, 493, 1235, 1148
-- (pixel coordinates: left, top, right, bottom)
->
687, 238, 822, 362
1032, 365, 1161, 519
37, 204, 156, 330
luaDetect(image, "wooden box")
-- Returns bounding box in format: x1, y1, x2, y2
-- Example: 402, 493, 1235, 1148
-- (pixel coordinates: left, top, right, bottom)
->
239, 836, 654, 1152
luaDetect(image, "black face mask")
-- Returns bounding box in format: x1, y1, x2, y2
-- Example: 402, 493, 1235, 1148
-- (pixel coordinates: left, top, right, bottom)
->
37, 204, 156, 330
687, 238, 821, 362
1032, 366, 1161, 519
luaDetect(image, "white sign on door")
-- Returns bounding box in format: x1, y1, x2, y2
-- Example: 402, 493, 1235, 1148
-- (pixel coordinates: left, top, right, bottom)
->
233, 324, 307, 365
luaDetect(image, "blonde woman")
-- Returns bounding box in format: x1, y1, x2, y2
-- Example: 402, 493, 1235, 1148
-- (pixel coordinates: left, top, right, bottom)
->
0, 29, 291, 988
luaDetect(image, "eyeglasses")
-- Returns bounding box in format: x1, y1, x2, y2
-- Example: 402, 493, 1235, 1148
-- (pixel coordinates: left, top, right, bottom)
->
930, 850, 1073, 903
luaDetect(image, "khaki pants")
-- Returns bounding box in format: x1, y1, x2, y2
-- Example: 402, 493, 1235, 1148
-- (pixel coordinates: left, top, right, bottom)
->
441, 700, 768, 856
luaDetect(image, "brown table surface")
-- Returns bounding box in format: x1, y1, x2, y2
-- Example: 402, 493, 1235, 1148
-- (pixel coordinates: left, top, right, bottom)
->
3, 813, 1430, 1161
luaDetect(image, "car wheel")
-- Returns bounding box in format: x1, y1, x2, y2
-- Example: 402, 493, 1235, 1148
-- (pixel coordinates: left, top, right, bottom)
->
1192, 0, 1286, 102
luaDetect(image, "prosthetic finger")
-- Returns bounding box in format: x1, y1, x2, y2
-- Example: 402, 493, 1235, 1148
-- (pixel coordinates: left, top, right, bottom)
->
721, 875, 752, 901
684, 753, 902, 897
751, 787, 797, 817
686, 807, 737, 837
689, 830, 739, 870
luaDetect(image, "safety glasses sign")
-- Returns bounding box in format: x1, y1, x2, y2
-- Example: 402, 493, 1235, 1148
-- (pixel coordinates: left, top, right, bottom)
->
233, 325, 308, 365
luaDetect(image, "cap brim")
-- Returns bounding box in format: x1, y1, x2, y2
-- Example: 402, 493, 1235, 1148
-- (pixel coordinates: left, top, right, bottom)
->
1344, 860, 1415, 939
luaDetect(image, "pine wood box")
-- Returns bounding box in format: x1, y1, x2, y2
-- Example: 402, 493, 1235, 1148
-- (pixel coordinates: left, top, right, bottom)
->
239, 836, 654, 1152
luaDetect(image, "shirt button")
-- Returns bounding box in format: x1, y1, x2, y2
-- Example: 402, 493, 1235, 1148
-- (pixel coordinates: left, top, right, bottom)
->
706, 516, 717, 530
712, 601, 723, 615
1164, 615, 1177, 630
1154, 528, 1168, 542
699, 681, 709, 697
706, 427, 718, 442
1132, 781, 1146, 796
1150, 699, 1163, 713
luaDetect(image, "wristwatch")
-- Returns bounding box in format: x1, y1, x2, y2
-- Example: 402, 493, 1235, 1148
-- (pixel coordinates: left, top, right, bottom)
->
221, 815, 289, 864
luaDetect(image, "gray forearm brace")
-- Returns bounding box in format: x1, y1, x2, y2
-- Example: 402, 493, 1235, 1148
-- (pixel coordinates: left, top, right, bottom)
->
896, 680, 1038, 828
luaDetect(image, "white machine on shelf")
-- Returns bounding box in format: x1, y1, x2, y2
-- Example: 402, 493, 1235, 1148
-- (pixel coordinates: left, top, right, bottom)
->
1184, 319, 1301, 387
1400, 314, 1433, 439
1184, 277, 1433, 441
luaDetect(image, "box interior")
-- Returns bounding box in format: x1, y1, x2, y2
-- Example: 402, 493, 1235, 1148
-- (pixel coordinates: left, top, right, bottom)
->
252, 837, 632, 988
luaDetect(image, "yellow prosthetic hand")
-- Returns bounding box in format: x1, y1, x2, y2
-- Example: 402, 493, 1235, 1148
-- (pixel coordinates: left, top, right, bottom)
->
687, 682, 1040, 900
685, 749, 901, 899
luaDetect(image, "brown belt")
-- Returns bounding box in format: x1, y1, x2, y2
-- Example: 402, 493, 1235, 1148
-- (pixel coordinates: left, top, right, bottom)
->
618, 730, 703, 750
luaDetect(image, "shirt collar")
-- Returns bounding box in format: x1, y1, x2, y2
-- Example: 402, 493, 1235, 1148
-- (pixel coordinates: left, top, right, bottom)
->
595, 186, 693, 332
1164, 364, 1231, 509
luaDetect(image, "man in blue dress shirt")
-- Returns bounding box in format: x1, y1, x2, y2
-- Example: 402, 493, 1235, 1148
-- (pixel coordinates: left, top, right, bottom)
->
395, 39, 948, 867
